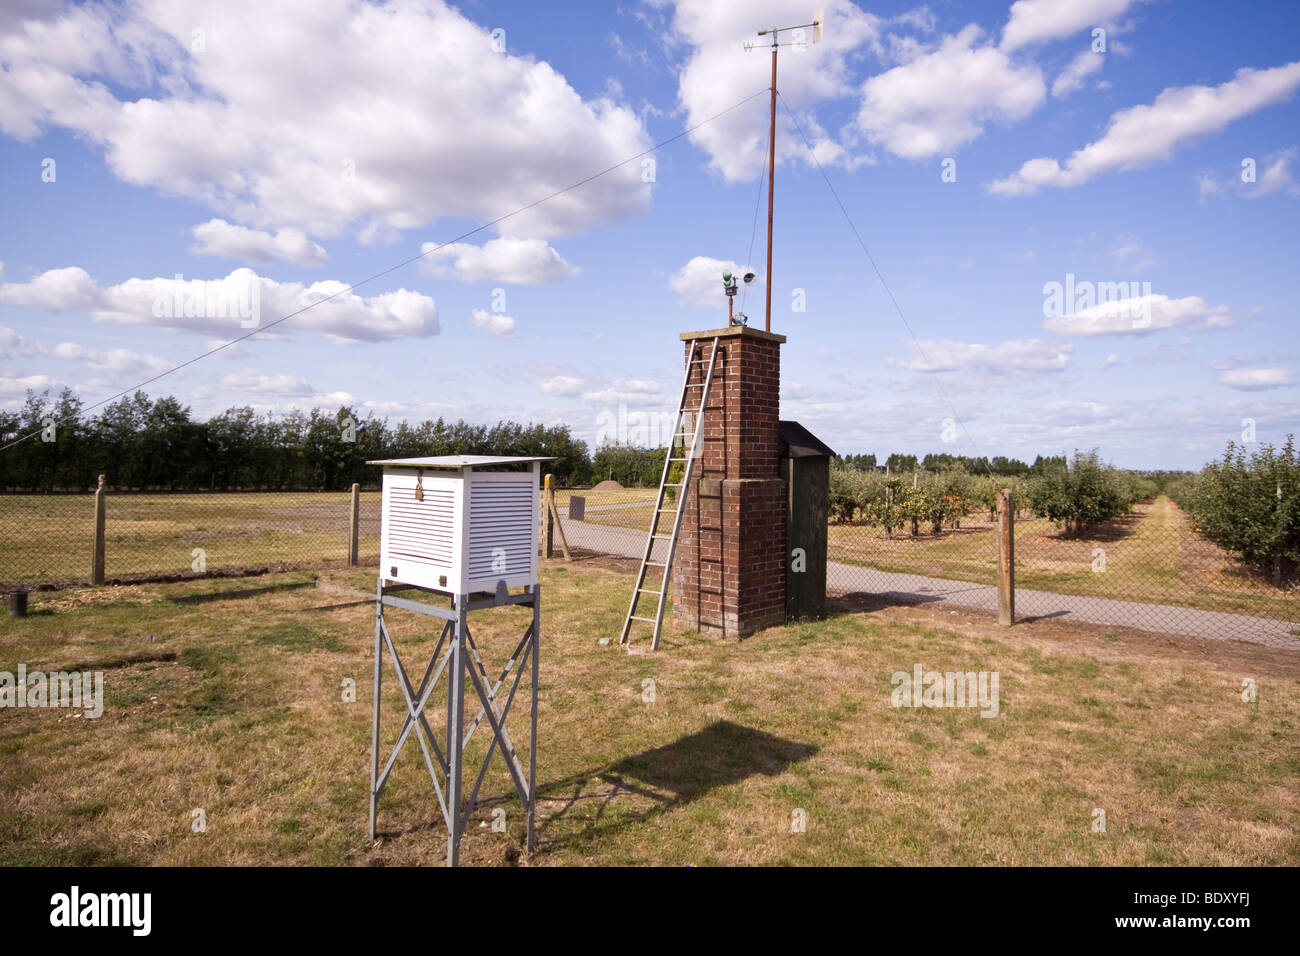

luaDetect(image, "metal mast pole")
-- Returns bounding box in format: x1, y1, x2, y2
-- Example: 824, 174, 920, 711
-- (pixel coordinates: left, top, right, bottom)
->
756, 11, 820, 333
765, 34, 777, 333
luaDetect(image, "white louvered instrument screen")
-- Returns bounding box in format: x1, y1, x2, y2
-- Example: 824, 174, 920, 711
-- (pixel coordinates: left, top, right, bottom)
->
467, 474, 535, 581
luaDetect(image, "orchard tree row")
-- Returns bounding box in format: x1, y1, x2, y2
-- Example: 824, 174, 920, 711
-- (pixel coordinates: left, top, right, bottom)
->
830, 450, 1158, 539
1167, 437, 1298, 584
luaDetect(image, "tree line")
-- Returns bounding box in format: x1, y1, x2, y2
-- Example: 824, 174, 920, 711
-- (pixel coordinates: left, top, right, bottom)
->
0, 388, 592, 492
835, 452, 1065, 476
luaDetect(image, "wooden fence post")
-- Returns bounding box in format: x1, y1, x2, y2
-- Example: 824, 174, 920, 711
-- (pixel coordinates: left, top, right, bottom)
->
997, 488, 1014, 626
348, 483, 360, 566
542, 474, 554, 558
92, 474, 106, 586
550, 482, 571, 561
1275, 480, 1284, 587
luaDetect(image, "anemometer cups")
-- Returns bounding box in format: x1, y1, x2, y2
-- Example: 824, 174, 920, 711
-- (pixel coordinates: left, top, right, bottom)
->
722, 269, 754, 298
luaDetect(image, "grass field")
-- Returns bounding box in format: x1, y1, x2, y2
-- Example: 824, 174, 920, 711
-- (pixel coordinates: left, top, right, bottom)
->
1, 561, 1297, 866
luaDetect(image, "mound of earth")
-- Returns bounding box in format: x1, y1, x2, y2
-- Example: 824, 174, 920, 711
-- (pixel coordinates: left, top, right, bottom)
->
591, 480, 623, 491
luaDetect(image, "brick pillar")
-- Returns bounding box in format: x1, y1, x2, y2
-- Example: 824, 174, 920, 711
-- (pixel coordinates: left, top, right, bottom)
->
673, 326, 786, 639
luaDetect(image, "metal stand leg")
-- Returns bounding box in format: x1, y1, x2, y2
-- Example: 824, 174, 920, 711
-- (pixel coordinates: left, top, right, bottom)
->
528, 584, 539, 857
446, 594, 468, 867
369, 577, 383, 841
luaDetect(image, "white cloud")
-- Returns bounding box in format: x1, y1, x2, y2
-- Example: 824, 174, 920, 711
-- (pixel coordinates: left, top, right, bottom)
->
1201, 148, 1300, 200
1001, 0, 1136, 52
989, 61, 1300, 195
201, 338, 255, 359
0, 265, 99, 311
1256, 148, 1300, 196
1101, 352, 1123, 369
0, 325, 46, 356
1196, 173, 1226, 202
536, 375, 584, 397
0, 267, 439, 344
470, 308, 517, 338
218, 371, 314, 396
190, 219, 328, 266
1051, 49, 1105, 98
0, 373, 57, 398
1043, 294, 1230, 336
1113, 235, 1157, 270
581, 378, 663, 404
665, 0, 882, 181
420, 237, 578, 284
50, 342, 171, 376
669, 256, 761, 308
857, 25, 1045, 160
885, 337, 1071, 373
1218, 368, 1295, 391
312, 391, 356, 407
0, 0, 652, 241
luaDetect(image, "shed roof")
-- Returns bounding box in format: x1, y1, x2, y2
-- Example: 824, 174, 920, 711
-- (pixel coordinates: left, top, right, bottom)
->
778, 420, 836, 459
365, 455, 554, 469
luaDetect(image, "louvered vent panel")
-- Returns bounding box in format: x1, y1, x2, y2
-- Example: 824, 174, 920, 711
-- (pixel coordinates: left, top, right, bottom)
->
467, 478, 533, 577
386, 484, 455, 567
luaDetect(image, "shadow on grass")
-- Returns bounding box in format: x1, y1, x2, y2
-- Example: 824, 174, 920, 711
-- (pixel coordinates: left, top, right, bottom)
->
1038, 510, 1145, 545
1017, 610, 1071, 624
170, 580, 316, 605
532, 720, 816, 853
826, 590, 948, 617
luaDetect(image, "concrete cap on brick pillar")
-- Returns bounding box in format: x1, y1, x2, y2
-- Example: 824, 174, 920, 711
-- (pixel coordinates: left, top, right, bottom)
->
679, 326, 787, 344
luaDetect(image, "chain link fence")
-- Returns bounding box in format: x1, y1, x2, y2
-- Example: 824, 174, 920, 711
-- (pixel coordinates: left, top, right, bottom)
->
0, 489, 381, 588
548, 473, 1298, 647
550, 485, 660, 558
0, 480, 646, 591
827, 491, 1298, 647
4, 474, 1295, 649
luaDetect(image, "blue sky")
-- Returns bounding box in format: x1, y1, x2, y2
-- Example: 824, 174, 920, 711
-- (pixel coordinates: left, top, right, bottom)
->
1, 0, 1298, 470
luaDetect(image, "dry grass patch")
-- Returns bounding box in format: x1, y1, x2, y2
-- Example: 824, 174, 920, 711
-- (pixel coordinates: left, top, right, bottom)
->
1, 560, 1296, 866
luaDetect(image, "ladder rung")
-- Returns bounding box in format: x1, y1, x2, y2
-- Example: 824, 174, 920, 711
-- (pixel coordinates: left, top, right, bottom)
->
623, 340, 717, 650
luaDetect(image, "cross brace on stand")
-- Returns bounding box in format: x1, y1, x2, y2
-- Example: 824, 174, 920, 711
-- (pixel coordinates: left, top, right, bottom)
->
369, 580, 539, 867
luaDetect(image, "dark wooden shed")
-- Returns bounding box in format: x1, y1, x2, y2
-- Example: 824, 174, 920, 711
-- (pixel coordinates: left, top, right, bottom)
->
779, 420, 835, 621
